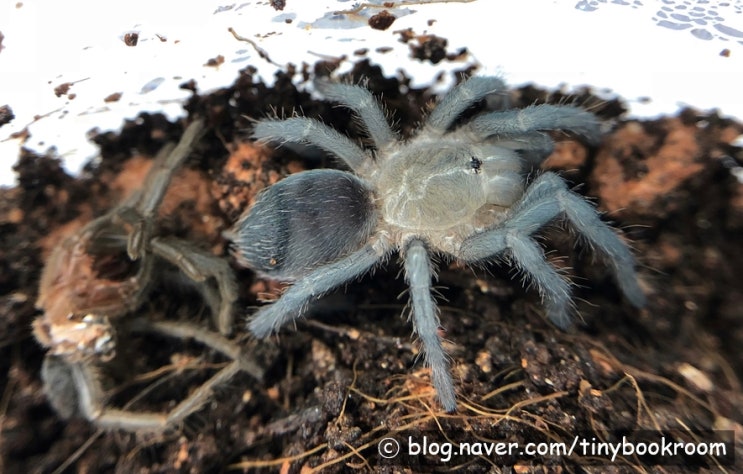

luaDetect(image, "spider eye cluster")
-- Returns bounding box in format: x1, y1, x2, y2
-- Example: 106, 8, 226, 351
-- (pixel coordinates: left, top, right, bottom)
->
469, 156, 483, 174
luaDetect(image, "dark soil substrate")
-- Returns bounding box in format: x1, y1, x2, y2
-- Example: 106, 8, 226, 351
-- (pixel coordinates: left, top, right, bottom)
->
1, 60, 742, 473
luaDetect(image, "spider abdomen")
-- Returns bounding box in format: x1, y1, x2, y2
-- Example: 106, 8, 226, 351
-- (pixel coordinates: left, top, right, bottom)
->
229, 169, 377, 280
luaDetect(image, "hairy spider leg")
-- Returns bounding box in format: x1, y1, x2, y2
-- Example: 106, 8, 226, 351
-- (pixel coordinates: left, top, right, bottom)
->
460, 222, 575, 330
123, 119, 205, 259
87, 120, 235, 337
463, 104, 602, 145
517, 173, 646, 307
248, 244, 385, 338
426, 76, 508, 134
459, 172, 645, 328
43, 359, 241, 431
130, 318, 264, 380
253, 118, 369, 172
314, 80, 397, 149
42, 317, 260, 431
404, 239, 457, 411
490, 131, 557, 168
151, 237, 239, 336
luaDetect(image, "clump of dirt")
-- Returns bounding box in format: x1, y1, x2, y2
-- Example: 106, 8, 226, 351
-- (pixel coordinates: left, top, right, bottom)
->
395, 28, 469, 64
122, 32, 139, 47
269, 0, 286, 11
0, 104, 13, 127
369, 10, 396, 31
1, 60, 741, 473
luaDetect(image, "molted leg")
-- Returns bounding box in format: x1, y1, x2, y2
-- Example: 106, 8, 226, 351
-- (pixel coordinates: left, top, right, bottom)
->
426, 76, 507, 133
41, 318, 261, 432
253, 117, 369, 172
129, 318, 264, 380
54, 359, 242, 431
150, 237, 238, 336
314, 80, 397, 149
463, 104, 601, 145
124, 119, 205, 260
404, 239, 456, 412
248, 244, 383, 338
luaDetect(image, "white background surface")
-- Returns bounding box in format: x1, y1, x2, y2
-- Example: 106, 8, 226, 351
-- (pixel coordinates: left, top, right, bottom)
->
1, 0, 742, 187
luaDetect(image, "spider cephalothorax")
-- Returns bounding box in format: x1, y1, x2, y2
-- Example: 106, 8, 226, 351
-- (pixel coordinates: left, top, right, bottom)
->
229, 76, 646, 411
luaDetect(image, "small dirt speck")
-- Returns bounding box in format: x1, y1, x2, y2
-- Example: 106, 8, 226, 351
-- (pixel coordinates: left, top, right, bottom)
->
123, 32, 139, 47
103, 92, 122, 103
395, 27, 415, 43
369, 10, 396, 31
179, 79, 197, 92
0, 104, 14, 127
54, 82, 72, 98
204, 54, 225, 68
410, 34, 448, 64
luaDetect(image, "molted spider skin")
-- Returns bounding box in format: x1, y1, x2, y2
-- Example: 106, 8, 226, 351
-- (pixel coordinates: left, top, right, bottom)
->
231, 76, 646, 412
34, 120, 263, 431
41, 355, 82, 420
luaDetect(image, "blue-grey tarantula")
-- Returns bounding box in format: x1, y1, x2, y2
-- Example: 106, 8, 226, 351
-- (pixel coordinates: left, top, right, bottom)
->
228, 76, 646, 411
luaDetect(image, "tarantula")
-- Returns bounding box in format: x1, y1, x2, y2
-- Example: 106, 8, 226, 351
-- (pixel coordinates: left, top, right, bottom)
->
34, 119, 263, 431
228, 76, 646, 411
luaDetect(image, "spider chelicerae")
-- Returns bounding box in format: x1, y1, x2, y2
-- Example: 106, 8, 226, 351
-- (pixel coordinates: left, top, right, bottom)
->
228, 76, 646, 411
